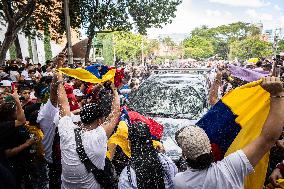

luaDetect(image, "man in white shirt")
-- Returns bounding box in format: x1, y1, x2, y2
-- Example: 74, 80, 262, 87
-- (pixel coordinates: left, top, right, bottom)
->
174, 76, 284, 189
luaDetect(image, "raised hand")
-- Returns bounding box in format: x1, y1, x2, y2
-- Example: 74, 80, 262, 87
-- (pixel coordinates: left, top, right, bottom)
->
261, 76, 283, 96
56, 53, 66, 69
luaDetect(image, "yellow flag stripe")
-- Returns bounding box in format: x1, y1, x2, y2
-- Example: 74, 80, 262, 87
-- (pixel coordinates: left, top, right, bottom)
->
58, 68, 116, 84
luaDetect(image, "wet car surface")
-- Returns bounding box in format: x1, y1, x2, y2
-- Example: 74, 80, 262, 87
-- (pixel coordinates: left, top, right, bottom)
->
128, 72, 210, 160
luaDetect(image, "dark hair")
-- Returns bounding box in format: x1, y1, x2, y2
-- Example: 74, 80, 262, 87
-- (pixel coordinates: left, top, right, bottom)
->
10, 65, 18, 71
186, 152, 214, 170
80, 92, 112, 124
28, 69, 36, 74
0, 102, 16, 122
129, 122, 165, 189
34, 83, 49, 99
256, 61, 262, 67
40, 76, 53, 85
18, 84, 32, 93
28, 110, 39, 125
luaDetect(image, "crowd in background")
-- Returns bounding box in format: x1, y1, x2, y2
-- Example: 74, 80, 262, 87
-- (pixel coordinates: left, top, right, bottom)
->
1, 54, 284, 189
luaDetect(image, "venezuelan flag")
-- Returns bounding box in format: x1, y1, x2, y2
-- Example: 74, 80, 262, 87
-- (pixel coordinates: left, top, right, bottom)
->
196, 79, 270, 189
58, 64, 116, 84
107, 108, 164, 159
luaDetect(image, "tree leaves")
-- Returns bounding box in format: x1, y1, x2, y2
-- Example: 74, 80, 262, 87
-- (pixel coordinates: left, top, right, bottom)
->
183, 22, 263, 60
229, 37, 273, 61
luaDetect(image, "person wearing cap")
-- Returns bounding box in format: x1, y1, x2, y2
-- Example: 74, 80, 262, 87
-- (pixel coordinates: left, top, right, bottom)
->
0, 79, 13, 104
174, 76, 284, 189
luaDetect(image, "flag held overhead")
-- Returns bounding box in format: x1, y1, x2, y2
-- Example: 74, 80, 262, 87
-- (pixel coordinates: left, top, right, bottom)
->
58, 64, 116, 84
197, 79, 271, 189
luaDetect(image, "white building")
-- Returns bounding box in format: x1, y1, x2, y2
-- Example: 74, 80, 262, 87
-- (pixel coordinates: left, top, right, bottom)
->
0, 24, 67, 64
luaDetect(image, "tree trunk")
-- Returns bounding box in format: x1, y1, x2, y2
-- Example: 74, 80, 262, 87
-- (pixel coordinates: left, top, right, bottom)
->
14, 35, 23, 59
0, 23, 17, 66
85, 33, 95, 63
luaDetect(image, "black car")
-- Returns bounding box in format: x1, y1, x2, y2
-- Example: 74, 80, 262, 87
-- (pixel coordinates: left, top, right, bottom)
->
128, 70, 211, 161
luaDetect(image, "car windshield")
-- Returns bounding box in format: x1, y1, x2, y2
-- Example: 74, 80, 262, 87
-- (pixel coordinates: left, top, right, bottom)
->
129, 74, 208, 119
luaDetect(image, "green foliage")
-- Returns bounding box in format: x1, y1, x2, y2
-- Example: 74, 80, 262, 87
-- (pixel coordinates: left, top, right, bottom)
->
44, 27, 52, 61
151, 56, 177, 64
183, 22, 263, 60
160, 37, 176, 48
278, 40, 284, 53
67, 0, 181, 36
97, 32, 162, 64
9, 43, 17, 59
229, 37, 273, 61
97, 33, 114, 66
183, 36, 214, 60
113, 32, 143, 62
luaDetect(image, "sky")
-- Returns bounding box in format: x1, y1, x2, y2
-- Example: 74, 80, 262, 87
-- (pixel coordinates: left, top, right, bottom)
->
147, 0, 284, 38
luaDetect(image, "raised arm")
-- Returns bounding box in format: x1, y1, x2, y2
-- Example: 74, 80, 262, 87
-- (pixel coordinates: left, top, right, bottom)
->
57, 73, 71, 117
243, 77, 284, 167
50, 54, 65, 107
209, 71, 222, 106
11, 90, 26, 126
5, 138, 35, 157
102, 84, 121, 138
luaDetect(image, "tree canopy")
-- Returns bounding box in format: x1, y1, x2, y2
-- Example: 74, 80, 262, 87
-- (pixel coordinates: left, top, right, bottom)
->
278, 40, 284, 53
229, 37, 273, 61
183, 22, 267, 60
65, 0, 181, 61
183, 36, 214, 60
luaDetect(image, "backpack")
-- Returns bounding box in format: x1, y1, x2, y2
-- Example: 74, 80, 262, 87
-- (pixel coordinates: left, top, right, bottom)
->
74, 128, 117, 189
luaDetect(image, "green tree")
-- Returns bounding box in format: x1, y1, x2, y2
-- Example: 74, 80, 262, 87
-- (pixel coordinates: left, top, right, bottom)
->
9, 43, 16, 59
187, 22, 261, 59
161, 36, 176, 49
229, 37, 273, 61
96, 33, 114, 66
278, 40, 284, 53
0, 0, 62, 65
44, 26, 52, 61
183, 36, 214, 60
144, 39, 160, 58
113, 32, 143, 62
66, 0, 181, 62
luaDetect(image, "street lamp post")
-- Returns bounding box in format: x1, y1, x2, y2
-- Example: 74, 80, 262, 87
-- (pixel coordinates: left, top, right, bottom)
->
64, 0, 73, 65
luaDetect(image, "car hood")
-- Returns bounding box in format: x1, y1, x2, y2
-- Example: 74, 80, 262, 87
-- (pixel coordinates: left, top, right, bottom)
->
153, 117, 198, 161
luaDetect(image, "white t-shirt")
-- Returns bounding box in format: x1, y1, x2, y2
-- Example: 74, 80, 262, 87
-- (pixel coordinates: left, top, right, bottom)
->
9, 71, 19, 82
173, 150, 254, 189
21, 69, 29, 80
37, 100, 81, 163
58, 116, 107, 189
42, 71, 54, 77
37, 100, 59, 163
118, 153, 178, 189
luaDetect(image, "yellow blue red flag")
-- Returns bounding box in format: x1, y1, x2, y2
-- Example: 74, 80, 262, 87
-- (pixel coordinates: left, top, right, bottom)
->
107, 108, 164, 159
58, 64, 116, 84
197, 80, 270, 189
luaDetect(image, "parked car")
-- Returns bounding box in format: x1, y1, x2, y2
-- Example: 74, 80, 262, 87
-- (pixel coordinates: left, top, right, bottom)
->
128, 70, 210, 161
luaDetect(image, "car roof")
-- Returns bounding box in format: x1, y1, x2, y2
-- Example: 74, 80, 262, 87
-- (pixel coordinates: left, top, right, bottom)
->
146, 73, 208, 85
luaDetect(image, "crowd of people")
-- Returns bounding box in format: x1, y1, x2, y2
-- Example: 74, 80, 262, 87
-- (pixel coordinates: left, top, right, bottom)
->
1, 54, 284, 189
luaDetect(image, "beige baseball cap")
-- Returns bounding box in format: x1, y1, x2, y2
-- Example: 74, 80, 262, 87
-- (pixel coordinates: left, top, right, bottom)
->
176, 126, 211, 160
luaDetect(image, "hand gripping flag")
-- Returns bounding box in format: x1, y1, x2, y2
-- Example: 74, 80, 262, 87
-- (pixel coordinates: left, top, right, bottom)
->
196, 79, 270, 189
58, 64, 119, 85
107, 107, 164, 159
